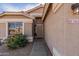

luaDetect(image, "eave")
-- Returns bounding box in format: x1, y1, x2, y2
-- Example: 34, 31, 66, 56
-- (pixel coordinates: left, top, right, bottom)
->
0, 11, 34, 19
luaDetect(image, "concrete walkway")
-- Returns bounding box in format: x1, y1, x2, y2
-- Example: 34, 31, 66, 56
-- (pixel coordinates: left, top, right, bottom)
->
30, 39, 52, 56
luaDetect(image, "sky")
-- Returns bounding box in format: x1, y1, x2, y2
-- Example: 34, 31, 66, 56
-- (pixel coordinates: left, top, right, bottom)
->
0, 3, 40, 13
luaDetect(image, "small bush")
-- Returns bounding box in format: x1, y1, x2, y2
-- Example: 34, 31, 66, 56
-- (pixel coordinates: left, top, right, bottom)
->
6, 34, 28, 49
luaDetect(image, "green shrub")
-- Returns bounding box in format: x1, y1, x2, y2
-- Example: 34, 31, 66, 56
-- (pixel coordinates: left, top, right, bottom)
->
6, 34, 28, 49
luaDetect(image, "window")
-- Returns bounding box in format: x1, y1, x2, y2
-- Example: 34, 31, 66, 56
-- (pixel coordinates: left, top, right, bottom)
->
8, 22, 23, 35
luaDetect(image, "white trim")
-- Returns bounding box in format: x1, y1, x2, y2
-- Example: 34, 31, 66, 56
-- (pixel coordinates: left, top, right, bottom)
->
6, 22, 8, 39
22, 22, 24, 35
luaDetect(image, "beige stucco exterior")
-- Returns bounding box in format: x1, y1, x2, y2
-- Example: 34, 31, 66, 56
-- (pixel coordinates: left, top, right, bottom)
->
28, 7, 43, 14
0, 13, 33, 42
0, 23, 6, 39
26, 5, 44, 17
43, 3, 79, 56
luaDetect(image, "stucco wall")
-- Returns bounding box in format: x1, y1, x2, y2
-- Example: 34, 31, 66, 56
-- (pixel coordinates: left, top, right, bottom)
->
0, 15, 33, 23
28, 7, 43, 14
44, 4, 65, 55
44, 3, 79, 56
24, 23, 33, 42
0, 23, 6, 39
24, 23, 32, 36
64, 3, 79, 56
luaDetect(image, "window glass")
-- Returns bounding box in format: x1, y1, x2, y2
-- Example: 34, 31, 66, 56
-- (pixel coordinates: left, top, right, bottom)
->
8, 22, 22, 35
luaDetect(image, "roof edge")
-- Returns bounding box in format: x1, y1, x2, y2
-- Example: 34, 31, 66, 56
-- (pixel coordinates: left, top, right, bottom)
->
42, 3, 63, 22
42, 3, 51, 22
25, 4, 44, 13
0, 11, 34, 19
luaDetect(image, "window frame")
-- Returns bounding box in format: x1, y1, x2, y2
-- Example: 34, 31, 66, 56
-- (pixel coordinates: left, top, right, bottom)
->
8, 22, 24, 36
